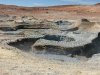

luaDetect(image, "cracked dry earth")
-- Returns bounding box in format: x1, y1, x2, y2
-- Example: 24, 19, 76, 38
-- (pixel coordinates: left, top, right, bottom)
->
0, 16, 100, 75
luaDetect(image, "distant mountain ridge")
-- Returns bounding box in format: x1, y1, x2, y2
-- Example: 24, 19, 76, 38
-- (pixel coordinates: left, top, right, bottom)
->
95, 3, 100, 5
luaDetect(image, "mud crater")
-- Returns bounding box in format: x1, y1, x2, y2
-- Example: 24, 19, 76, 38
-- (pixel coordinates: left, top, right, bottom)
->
8, 33, 100, 58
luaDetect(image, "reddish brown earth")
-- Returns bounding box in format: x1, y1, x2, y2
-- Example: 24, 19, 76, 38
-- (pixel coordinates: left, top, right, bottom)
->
0, 4, 100, 75
0, 4, 100, 21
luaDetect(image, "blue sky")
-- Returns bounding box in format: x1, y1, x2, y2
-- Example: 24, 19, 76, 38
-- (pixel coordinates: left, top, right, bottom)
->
0, 0, 100, 7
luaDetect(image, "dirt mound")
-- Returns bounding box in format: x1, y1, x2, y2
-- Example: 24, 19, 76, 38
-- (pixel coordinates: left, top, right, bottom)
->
72, 19, 100, 32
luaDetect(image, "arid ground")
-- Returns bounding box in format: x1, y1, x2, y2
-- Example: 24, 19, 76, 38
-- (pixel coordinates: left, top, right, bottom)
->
0, 4, 100, 21
0, 4, 100, 75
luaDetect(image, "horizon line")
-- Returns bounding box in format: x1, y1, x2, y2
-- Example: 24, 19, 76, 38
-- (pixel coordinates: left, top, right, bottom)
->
0, 3, 97, 7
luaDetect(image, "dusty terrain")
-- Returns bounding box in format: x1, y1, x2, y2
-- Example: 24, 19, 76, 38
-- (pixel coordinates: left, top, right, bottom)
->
0, 4, 100, 21
0, 4, 100, 75
1, 47, 100, 75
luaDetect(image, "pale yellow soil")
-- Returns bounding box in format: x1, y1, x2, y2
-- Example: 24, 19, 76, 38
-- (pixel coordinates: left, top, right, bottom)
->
0, 47, 100, 75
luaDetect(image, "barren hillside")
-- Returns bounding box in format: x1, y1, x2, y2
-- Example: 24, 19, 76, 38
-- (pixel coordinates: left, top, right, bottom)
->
0, 4, 100, 20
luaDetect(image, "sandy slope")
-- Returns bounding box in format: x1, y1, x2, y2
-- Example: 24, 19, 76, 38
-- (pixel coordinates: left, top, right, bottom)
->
0, 47, 100, 75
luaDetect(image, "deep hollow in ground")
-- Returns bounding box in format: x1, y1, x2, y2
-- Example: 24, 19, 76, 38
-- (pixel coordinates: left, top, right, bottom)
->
8, 38, 39, 52
82, 33, 100, 57
8, 33, 100, 58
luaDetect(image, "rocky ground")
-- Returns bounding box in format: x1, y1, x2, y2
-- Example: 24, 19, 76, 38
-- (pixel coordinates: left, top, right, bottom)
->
0, 4, 100, 75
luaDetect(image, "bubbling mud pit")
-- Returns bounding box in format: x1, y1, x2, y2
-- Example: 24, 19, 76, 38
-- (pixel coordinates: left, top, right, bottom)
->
8, 32, 100, 58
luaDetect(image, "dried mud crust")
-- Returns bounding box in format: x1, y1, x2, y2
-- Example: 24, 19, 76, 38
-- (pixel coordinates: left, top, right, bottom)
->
0, 4, 100, 74
0, 47, 100, 75
0, 16, 100, 58
0, 15, 100, 75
